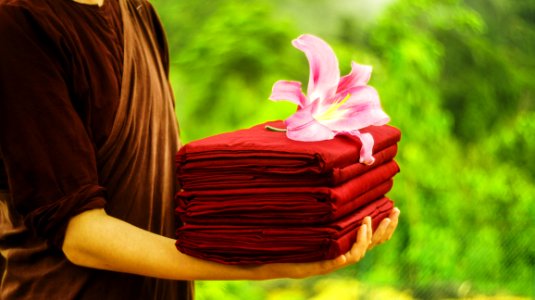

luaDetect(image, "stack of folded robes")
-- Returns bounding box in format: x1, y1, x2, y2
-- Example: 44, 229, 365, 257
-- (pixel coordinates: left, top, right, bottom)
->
175, 120, 401, 264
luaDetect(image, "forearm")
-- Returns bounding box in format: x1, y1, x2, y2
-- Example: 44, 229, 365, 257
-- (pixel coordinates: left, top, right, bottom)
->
63, 207, 398, 281
62, 208, 265, 281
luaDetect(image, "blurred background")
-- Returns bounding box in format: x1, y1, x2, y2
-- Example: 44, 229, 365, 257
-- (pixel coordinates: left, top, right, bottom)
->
153, 0, 534, 299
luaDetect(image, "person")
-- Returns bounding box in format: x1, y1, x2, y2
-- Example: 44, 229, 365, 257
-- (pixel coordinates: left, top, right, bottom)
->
0, 0, 400, 298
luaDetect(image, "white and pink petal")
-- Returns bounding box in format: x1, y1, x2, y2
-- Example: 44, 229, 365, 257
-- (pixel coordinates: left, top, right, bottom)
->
285, 105, 335, 141
292, 34, 340, 103
269, 80, 308, 108
337, 62, 372, 95
354, 131, 376, 165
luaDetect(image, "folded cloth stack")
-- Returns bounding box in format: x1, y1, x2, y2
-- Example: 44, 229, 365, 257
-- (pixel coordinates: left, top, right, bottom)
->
175, 120, 401, 264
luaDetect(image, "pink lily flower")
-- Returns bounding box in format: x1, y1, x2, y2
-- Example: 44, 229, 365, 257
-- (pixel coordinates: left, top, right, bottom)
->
269, 34, 390, 165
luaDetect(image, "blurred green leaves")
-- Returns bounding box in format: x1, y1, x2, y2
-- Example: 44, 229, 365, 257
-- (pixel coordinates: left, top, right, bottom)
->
159, 0, 303, 141
153, 0, 534, 298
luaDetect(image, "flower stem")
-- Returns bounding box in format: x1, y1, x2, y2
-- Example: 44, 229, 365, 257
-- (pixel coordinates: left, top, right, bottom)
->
265, 125, 287, 132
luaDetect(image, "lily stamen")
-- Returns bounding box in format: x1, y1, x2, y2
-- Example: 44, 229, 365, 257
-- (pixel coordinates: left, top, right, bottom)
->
315, 93, 351, 122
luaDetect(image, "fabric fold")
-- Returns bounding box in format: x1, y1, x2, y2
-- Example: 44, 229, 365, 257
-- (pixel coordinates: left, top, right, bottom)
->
177, 180, 393, 226
176, 160, 399, 225
25, 184, 107, 248
176, 197, 393, 264
176, 120, 401, 179
174, 121, 400, 265
179, 144, 398, 190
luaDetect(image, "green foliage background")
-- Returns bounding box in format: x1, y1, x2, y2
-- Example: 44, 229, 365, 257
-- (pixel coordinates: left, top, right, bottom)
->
153, 0, 534, 298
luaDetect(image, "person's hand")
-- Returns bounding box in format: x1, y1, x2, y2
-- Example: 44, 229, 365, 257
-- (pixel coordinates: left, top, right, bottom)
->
256, 207, 400, 279
369, 207, 400, 249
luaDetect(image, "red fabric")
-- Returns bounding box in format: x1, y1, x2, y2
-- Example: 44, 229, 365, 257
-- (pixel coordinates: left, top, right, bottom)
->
176, 197, 393, 264
176, 160, 399, 225
177, 180, 393, 226
179, 144, 398, 190
174, 121, 400, 265
176, 121, 401, 188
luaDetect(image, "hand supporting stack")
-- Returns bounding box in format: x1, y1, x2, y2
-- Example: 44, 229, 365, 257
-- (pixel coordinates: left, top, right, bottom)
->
175, 120, 401, 264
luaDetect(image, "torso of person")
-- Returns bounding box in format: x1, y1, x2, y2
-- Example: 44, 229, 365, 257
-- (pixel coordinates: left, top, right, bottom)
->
0, 0, 191, 298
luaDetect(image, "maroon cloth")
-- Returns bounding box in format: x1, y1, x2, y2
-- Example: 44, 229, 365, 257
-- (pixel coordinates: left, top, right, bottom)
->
0, 0, 192, 299
176, 160, 399, 225
180, 144, 398, 190
176, 120, 401, 189
178, 180, 393, 226
176, 197, 393, 264
174, 121, 400, 264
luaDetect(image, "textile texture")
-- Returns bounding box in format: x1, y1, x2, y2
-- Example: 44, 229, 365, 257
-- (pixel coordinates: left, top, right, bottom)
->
175, 121, 401, 264
0, 0, 192, 298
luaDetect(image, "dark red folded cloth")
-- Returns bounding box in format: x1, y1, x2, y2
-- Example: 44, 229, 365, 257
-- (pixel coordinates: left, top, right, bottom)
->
176, 160, 399, 225
175, 197, 394, 264
178, 180, 393, 226
176, 121, 401, 186
179, 145, 398, 190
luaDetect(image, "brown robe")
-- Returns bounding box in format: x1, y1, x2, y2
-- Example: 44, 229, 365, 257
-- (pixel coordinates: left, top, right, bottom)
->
0, 0, 192, 298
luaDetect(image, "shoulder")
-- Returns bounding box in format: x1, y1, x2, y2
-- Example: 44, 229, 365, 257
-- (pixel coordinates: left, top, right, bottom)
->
0, 0, 35, 25
0, 0, 32, 8
0, 0, 54, 19
0, 0, 73, 80
0, 0, 44, 43
0, 0, 86, 64
0, 0, 67, 40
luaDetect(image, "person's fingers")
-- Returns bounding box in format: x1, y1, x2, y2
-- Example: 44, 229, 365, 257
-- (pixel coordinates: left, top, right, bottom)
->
346, 223, 368, 263
287, 221, 377, 278
370, 207, 400, 248
384, 207, 400, 241
370, 217, 391, 249
280, 209, 401, 279
364, 216, 373, 246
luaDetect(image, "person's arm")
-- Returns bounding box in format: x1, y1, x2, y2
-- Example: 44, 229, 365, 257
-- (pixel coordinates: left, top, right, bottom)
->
62, 207, 399, 280
0, 5, 111, 248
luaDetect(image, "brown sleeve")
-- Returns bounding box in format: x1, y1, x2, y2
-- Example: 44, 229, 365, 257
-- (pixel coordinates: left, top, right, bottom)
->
0, 5, 107, 248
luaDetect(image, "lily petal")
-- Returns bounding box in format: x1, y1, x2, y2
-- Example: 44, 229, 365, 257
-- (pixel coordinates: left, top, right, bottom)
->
337, 62, 372, 95
285, 104, 335, 141
315, 86, 390, 131
287, 120, 336, 141
273, 34, 390, 165
292, 34, 340, 104
343, 86, 390, 126
319, 109, 388, 132
269, 80, 308, 108
355, 131, 375, 165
